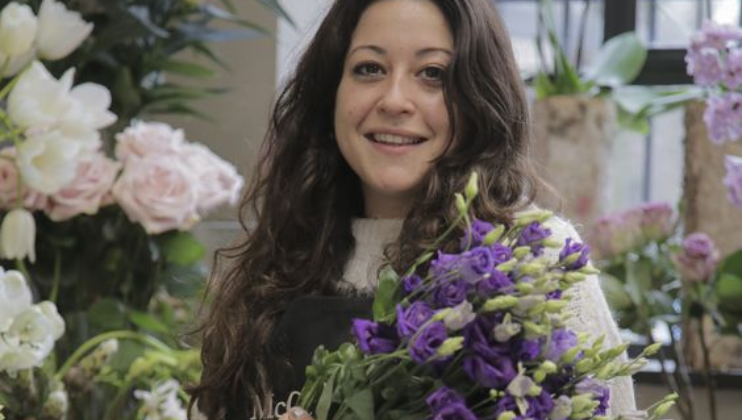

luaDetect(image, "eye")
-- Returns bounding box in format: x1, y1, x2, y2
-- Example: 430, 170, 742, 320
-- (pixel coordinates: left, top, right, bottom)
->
352, 62, 384, 77
419, 66, 445, 82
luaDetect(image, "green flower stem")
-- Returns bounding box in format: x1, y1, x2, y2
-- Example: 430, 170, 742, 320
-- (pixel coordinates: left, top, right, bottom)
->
696, 313, 718, 420
55, 330, 172, 381
50, 250, 62, 303
103, 379, 133, 420
0, 69, 19, 99
15, 259, 30, 288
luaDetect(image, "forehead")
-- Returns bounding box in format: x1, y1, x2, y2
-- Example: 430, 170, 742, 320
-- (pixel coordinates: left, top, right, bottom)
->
349, 0, 453, 50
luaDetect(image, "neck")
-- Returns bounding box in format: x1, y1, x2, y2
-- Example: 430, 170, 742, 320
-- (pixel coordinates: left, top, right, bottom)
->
362, 188, 413, 219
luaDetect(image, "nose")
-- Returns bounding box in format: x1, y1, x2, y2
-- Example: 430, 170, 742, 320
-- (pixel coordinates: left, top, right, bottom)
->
377, 75, 415, 116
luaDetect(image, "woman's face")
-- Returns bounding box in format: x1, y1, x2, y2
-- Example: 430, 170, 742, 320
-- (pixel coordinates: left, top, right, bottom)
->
334, 0, 453, 218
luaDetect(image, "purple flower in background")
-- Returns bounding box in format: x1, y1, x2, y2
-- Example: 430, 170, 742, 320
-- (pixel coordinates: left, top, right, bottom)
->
463, 353, 516, 389
426, 386, 465, 411
513, 339, 541, 361
459, 246, 495, 283
726, 48, 742, 89
396, 301, 435, 339
576, 378, 611, 415
462, 219, 495, 249
517, 222, 551, 255
685, 48, 725, 85
409, 321, 448, 363
591, 212, 643, 259
352, 319, 399, 355
402, 274, 423, 295
490, 242, 513, 264
475, 269, 514, 297
703, 93, 742, 145
543, 328, 578, 362
690, 21, 742, 51
433, 403, 478, 420
724, 155, 742, 208
559, 238, 590, 270
639, 202, 676, 242
673, 232, 720, 282
432, 277, 469, 308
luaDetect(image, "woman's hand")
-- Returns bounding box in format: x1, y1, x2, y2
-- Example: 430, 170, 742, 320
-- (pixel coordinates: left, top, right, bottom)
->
278, 407, 314, 420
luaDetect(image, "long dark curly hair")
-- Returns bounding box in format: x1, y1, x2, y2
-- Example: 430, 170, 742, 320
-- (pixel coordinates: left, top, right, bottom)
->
190, 0, 543, 418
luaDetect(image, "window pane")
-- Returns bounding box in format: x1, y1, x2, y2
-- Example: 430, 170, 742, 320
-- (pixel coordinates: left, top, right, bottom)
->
637, 0, 741, 48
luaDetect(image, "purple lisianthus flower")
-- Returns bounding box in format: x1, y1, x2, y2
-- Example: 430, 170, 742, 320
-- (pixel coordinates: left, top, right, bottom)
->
462, 353, 516, 389
490, 243, 513, 264
402, 274, 423, 295
459, 246, 495, 283
673, 232, 720, 282
425, 386, 465, 411
409, 321, 448, 363
352, 319, 399, 355
494, 391, 554, 420
432, 277, 469, 308
461, 219, 496, 249
475, 269, 514, 297
543, 328, 578, 362
433, 403, 478, 420
513, 338, 541, 361
396, 301, 435, 339
546, 289, 563, 300
724, 155, 742, 209
559, 238, 590, 270
430, 251, 461, 280
517, 222, 551, 255
576, 378, 611, 415
703, 93, 742, 145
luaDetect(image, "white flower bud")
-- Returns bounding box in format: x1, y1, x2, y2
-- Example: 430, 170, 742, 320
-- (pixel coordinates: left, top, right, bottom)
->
0, 3, 38, 57
36, 0, 93, 60
0, 208, 37, 262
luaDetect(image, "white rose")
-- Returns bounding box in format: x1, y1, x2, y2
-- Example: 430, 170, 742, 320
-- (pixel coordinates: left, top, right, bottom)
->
112, 155, 200, 234
0, 268, 33, 331
16, 131, 82, 194
115, 121, 186, 162
0, 3, 38, 57
0, 207, 36, 262
0, 148, 48, 210
36, 0, 93, 60
180, 143, 244, 212
46, 151, 120, 221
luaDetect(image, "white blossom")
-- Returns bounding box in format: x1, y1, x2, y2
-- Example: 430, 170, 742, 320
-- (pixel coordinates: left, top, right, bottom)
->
0, 208, 36, 262
36, 0, 93, 60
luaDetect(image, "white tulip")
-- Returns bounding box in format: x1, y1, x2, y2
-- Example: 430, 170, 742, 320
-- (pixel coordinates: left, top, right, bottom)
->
0, 3, 38, 57
17, 131, 82, 194
8, 61, 74, 131
36, 301, 65, 340
0, 207, 36, 262
0, 268, 33, 331
0, 48, 35, 77
36, 0, 93, 60
62, 82, 117, 149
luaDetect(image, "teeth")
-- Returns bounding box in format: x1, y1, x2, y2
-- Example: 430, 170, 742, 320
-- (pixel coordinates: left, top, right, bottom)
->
372, 133, 422, 145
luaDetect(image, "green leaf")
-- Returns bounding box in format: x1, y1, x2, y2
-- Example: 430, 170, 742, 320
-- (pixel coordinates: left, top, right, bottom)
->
373, 265, 401, 322
316, 372, 337, 420
155, 231, 206, 266
256, 0, 296, 26
128, 311, 171, 334
719, 249, 742, 276
599, 273, 633, 311
534, 72, 556, 99
87, 298, 127, 330
126, 5, 170, 38
616, 104, 650, 134
158, 59, 216, 78
716, 274, 742, 314
584, 32, 647, 87
345, 389, 374, 420
158, 263, 208, 299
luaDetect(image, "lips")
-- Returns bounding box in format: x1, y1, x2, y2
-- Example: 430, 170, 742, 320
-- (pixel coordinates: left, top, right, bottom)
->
366, 133, 426, 146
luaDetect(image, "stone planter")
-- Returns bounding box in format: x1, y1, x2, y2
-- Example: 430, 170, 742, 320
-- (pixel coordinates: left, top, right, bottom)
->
532, 96, 616, 227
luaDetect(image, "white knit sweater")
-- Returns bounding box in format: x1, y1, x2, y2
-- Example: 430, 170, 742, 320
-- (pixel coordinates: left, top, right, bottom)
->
337, 216, 637, 417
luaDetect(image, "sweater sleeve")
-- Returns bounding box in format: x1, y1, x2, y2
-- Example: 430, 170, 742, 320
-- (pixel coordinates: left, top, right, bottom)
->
544, 216, 637, 417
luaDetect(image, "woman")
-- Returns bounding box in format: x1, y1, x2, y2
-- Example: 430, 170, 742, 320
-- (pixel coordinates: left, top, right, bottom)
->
190, 0, 636, 419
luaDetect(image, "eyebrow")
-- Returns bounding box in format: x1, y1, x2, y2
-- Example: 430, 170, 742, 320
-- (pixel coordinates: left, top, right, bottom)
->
348, 45, 453, 58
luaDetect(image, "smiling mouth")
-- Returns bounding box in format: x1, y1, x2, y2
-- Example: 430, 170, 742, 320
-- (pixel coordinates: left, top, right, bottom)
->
366, 133, 426, 146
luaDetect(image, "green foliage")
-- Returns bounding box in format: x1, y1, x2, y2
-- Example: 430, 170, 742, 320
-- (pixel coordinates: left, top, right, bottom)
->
373, 266, 401, 323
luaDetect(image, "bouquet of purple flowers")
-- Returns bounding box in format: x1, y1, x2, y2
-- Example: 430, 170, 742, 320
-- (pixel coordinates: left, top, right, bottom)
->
298, 174, 675, 420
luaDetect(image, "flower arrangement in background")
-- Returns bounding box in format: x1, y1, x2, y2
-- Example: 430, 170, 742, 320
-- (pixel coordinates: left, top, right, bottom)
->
298, 175, 676, 420
0, 0, 279, 418
593, 202, 742, 420
685, 21, 742, 209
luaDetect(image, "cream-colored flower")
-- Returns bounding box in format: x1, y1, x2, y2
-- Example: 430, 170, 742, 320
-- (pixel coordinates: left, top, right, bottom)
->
16, 131, 81, 194
8, 61, 75, 132
36, 0, 93, 60
0, 3, 38, 57
0, 268, 33, 330
0, 207, 36, 262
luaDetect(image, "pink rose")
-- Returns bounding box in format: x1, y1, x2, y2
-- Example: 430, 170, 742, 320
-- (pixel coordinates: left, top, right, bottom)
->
111, 155, 199, 234
114, 121, 185, 162
673, 232, 720, 282
638, 202, 676, 242
45, 151, 121, 221
0, 148, 47, 210
180, 143, 244, 213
